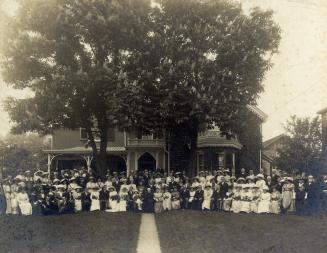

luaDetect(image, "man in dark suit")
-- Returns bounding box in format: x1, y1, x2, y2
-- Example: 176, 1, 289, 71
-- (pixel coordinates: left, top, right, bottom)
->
238, 168, 248, 179
305, 175, 318, 215
218, 177, 229, 211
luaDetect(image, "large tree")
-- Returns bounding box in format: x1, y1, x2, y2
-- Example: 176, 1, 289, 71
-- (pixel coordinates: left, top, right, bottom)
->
1, 0, 151, 178
275, 116, 322, 175
124, 0, 281, 176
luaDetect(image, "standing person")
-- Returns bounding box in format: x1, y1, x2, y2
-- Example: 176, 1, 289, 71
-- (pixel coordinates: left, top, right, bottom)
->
240, 185, 252, 213
118, 187, 129, 212
282, 178, 295, 213
222, 188, 233, 212
81, 189, 91, 212
10, 181, 19, 215
270, 187, 281, 214
218, 177, 229, 211
0, 182, 6, 215
320, 175, 327, 213
250, 185, 260, 213
238, 168, 248, 179
162, 187, 172, 211
2, 179, 11, 215
171, 186, 181, 210
107, 186, 119, 212
295, 184, 306, 215
258, 186, 271, 214
90, 186, 100, 211
72, 186, 83, 213
188, 186, 196, 210
202, 184, 213, 211
153, 187, 163, 213
180, 185, 190, 209
16, 187, 32, 216
231, 184, 242, 213
255, 174, 267, 192
99, 186, 109, 211
194, 185, 204, 211
143, 188, 154, 213
305, 175, 318, 215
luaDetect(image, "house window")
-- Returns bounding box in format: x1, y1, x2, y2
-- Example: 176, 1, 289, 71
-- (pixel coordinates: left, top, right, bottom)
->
80, 128, 88, 140
80, 128, 115, 141
198, 153, 204, 171
107, 128, 115, 142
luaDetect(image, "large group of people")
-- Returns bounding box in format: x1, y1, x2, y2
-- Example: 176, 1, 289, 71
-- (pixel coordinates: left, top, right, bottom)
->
0, 166, 326, 217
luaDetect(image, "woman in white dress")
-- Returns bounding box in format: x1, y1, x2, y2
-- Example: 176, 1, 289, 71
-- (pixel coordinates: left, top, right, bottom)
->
231, 184, 242, 213
162, 187, 172, 211
270, 187, 281, 214
72, 186, 83, 212
3, 180, 12, 214
250, 185, 260, 213
107, 186, 119, 212
202, 184, 213, 210
10, 182, 19, 215
90, 186, 100, 211
258, 186, 271, 213
240, 185, 252, 213
16, 188, 32, 216
118, 187, 128, 212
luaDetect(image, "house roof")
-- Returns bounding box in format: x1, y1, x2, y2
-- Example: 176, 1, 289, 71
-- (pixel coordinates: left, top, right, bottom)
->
263, 134, 286, 149
317, 107, 327, 114
247, 105, 268, 122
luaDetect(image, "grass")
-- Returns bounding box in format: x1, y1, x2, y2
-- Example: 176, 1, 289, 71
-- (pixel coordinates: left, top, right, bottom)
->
155, 210, 327, 253
0, 212, 141, 253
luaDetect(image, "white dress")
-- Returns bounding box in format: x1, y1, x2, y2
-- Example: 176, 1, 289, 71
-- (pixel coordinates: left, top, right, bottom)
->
231, 191, 242, 213
107, 191, 119, 212
72, 191, 82, 212
90, 191, 100, 211
118, 192, 128, 212
258, 192, 271, 213
202, 189, 213, 210
16, 192, 32, 216
240, 191, 252, 213
163, 192, 172, 211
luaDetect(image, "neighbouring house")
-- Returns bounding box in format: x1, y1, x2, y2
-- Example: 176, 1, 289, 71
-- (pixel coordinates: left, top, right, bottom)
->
262, 134, 287, 175
44, 105, 267, 176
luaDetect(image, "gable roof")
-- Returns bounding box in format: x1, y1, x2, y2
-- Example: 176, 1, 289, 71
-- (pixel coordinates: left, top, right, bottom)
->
263, 134, 286, 149
247, 105, 268, 122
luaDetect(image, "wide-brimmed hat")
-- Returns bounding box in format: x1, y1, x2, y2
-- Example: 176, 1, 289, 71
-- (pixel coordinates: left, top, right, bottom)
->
256, 174, 264, 179
237, 177, 246, 183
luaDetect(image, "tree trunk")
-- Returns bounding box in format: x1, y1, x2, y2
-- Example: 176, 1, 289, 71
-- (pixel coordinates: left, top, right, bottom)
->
188, 124, 199, 178
98, 127, 108, 179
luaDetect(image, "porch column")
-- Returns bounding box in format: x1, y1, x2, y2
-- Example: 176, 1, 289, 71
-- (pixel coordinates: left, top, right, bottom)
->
155, 151, 159, 169
232, 153, 236, 176
126, 151, 131, 176
47, 153, 51, 178
86, 155, 92, 173
135, 151, 138, 171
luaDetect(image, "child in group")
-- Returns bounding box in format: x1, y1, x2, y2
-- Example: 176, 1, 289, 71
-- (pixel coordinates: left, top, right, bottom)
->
163, 187, 172, 211
270, 187, 281, 214
231, 184, 242, 213
240, 185, 252, 213
258, 186, 271, 214
154, 187, 163, 213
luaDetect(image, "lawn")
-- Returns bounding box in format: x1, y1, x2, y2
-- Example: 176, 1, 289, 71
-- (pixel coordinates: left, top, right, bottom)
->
0, 212, 142, 253
155, 210, 327, 253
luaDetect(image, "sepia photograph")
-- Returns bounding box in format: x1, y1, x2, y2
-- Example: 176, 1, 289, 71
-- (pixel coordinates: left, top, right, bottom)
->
0, 0, 326, 252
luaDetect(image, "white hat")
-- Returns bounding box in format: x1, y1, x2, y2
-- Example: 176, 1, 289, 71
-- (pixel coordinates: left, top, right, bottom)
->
256, 174, 264, 179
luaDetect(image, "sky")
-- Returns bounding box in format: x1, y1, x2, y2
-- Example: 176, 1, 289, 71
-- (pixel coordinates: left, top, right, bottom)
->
0, 0, 326, 141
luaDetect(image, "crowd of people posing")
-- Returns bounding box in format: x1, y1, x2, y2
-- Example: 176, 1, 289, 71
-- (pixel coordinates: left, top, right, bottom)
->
0, 167, 326, 217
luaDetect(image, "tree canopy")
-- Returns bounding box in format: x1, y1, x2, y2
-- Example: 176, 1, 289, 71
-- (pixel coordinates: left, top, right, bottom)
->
1, 0, 281, 176
275, 116, 322, 175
